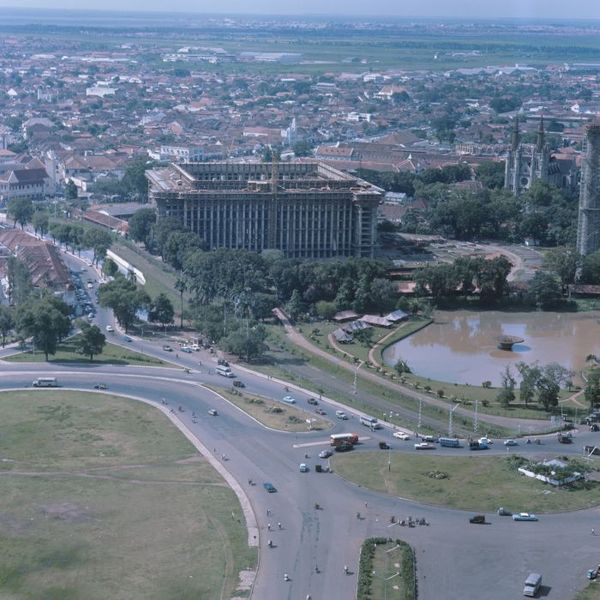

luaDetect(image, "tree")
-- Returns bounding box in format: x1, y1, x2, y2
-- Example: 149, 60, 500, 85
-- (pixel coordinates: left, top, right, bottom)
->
536, 376, 560, 411
497, 365, 516, 407
292, 140, 312, 157
7, 256, 32, 305
490, 96, 521, 113
83, 228, 113, 265
75, 322, 106, 361
527, 271, 563, 309
122, 157, 154, 200
582, 250, 600, 285
31, 211, 49, 238
65, 179, 78, 200
368, 278, 397, 313
128, 208, 156, 247
7, 197, 33, 229
163, 231, 205, 270
149, 293, 175, 327
516, 362, 541, 407
98, 276, 150, 332
16, 297, 71, 361
585, 370, 600, 409
315, 300, 337, 321
476, 161, 506, 189
221, 325, 268, 361
0, 305, 14, 347
174, 276, 187, 329
543, 247, 578, 287
103, 258, 119, 277
287, 289, 305, 321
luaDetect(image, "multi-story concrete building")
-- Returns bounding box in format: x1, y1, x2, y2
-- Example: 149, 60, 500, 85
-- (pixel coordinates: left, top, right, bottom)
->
577, 122, 600, 257
147, 161, 381, 258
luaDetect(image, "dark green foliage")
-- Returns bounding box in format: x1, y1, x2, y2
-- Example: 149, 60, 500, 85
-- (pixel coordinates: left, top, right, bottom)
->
97, 275, 150, 332
75, 323, 106, 361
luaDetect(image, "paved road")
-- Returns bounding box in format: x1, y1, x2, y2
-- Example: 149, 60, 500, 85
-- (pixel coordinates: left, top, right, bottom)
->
1, 361, 599, 600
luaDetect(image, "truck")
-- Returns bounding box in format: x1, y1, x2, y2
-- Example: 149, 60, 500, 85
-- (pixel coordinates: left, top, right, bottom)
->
439, 437, 461, 448
330, 433, 359, 447
469, 440, 489, 451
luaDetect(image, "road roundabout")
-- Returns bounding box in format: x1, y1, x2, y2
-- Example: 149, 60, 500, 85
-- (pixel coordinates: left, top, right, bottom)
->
0, 361, 599, 599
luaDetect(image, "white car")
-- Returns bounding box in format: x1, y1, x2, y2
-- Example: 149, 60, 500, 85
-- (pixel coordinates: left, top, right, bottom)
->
393, 431, 411, 440
282, 396, 296, 404
318, 449, 333, 459
414, 442, 435, 450
335, 410, 348, 420
208, 409, 218, 416
105, 325, 114, 333
504, 439, 518, 447
299, 463, 309, 472
479, 437, 493, 445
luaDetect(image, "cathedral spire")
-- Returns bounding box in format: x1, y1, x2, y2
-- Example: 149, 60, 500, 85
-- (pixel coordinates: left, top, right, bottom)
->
536, 114, 546, 152
511, 116, 520, 150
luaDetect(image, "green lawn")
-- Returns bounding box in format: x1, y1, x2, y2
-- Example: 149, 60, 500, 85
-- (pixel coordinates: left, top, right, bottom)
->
333, 453, 600, 513
576, 581, 600, 599
4, 338, 166, 367
0, 390, 256, 599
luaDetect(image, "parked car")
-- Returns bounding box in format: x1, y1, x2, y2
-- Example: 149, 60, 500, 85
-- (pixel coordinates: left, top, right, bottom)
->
208, 409, 218, 416
93, 383, 108, 390
414, 442, 435, 450
504, 439, 518, 446
282, 395, 296, 404
469, 515, 486, 524
233, 380, 245, 388
263, 482, 277, 493
307, 398, 318, 405
299, 463, 309, 472
318, 449, 332, 459
181, 346, 193, 353
162, 344, 173, 352
512, 512, 538, 521
379, 441, 391, 450
393, 431, 411, 440
105, 325, 114, 333
315, 408, 326, 415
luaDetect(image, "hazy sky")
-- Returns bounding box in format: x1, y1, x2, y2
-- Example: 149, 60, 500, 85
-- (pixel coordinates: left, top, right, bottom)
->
0, 0, 599, 19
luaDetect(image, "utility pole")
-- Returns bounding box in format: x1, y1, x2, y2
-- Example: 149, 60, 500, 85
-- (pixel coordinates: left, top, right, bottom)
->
418, 398, 422, 432
449, 403, 459, 437
474, 399, 479, 434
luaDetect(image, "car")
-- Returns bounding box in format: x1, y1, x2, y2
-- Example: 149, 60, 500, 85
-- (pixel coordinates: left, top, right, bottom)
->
318, 449, 332, 459
105, 325, 114, 333
162, 345, 173, 351
504, 439, 518, 446
315, 408, 326, 415
93, 383, 108, 390
378, 441, 391, 450
307, 398, 318, 405
263, 482, 277, 493
208, 409, 218, 416
190, 344, 200, 351
469, 515, 487, 524
88, 312, 94, 320
414, 442, 435, 450
497, 507, 512, 516
299, 463, 309, 472
512, 512, 538, 521
335, 442, 354, 452
233, 380, 245, 388
335, 410, 348, 420
393, 431, 411, 440
181, 346, 193, 353
420, 435, 438, 443
479, 436, 493, 445
123, 336, 132, 343
282, 395, 296, 404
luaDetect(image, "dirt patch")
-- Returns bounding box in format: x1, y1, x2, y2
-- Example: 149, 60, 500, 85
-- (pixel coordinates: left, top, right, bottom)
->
232, 569, 256, 598
39, 502, 92, 523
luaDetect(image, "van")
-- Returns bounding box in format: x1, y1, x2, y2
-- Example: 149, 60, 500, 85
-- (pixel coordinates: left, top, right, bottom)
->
336, 410, 348, 420
523, 573, 542, 597
32, 377, 58, 388
216, 365, 235, 378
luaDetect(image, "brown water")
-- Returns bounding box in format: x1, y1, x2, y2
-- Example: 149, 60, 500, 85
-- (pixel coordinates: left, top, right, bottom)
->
382, 310, 600, 386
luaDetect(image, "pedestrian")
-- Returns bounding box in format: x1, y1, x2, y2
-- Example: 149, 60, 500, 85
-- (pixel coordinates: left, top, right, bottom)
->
278, 522, 282, 529
267, 508, 271, 516
365, 502, 368, 509
267, 523, 271, 531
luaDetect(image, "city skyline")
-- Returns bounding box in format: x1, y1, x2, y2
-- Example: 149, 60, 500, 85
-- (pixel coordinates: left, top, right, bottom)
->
0, 0, 599, 19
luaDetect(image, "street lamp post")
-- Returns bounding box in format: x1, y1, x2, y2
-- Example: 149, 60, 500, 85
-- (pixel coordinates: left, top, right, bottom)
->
449, 403, 459, 437
418, 398, 422, 432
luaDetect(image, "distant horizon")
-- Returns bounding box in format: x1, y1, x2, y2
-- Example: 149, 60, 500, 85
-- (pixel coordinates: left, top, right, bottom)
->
0, 2, 599, 20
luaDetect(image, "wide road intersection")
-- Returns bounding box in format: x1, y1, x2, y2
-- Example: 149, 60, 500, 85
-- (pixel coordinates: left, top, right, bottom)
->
1, 359, 599, 600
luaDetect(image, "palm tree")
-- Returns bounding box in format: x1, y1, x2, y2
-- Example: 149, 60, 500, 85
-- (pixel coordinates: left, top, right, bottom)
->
175, 276, 187, 329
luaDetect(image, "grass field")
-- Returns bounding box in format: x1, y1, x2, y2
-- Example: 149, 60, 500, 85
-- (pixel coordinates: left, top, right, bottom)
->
576, 582, 600, 599
333, 453, 600, 513
206, 385, 330, 432
0, 390, 256, 599
4, 338, 166, 367
371, 540, 415, 600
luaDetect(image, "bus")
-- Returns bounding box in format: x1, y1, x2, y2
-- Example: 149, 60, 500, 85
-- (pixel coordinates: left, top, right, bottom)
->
360, 415, 381, 429
32, 377, 58, 388
523, 573, 542, 597
439, 437, 461, 448
330, 433, 359, 447
215, 365, 235, 378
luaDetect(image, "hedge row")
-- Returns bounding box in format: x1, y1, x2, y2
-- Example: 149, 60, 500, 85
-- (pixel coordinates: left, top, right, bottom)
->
356, 537, 416, 600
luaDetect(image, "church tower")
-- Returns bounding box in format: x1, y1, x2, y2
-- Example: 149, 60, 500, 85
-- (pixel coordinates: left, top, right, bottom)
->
504, 116, 551, 195
577, 121, 600, 257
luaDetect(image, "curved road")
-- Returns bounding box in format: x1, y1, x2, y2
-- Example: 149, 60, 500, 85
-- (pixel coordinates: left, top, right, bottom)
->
1, 361, 599, 600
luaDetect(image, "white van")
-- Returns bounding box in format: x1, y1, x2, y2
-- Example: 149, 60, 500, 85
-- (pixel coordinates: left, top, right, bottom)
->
523, 573, 542, 597
216, 365, 234, 378
32, 377, 58, 388
336, 410, 348, 420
